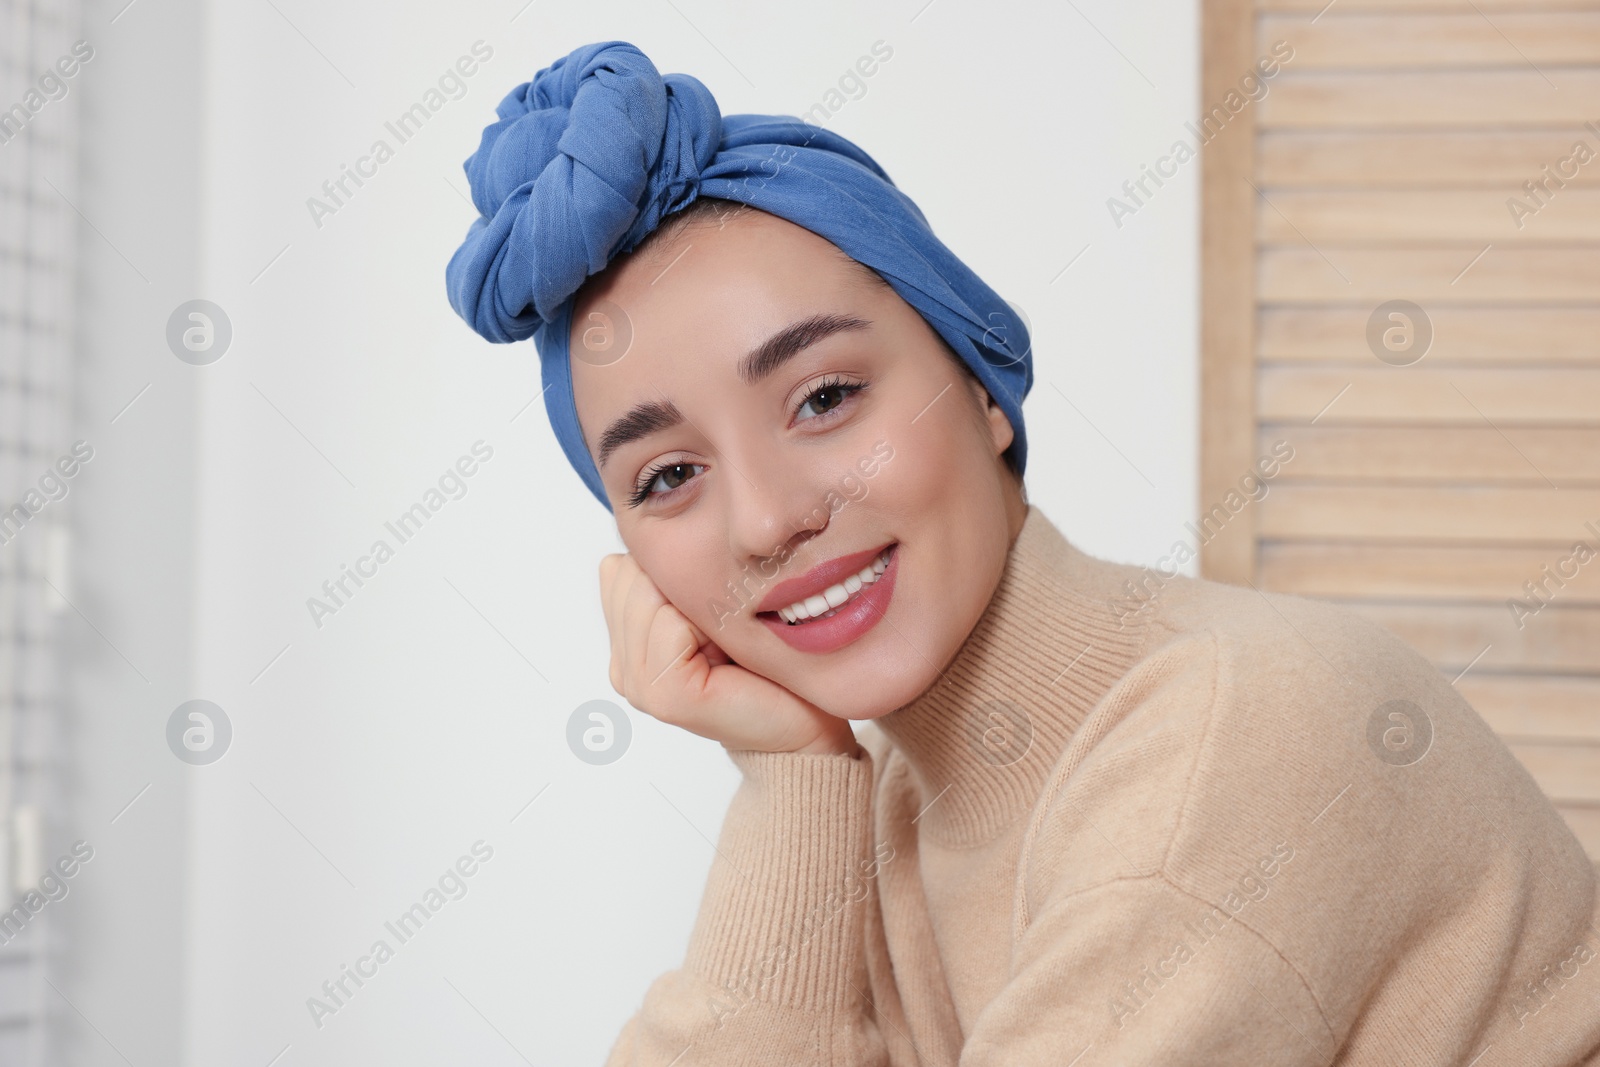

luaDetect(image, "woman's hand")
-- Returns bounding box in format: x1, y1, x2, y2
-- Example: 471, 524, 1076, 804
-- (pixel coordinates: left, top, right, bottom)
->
599, 553, 860, 757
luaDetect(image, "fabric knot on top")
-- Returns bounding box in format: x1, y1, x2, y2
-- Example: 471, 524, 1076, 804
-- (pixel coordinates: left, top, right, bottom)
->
447, 40, 721, 342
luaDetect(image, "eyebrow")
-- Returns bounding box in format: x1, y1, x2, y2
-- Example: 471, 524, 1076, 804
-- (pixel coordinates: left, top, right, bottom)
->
595, 312, 871, 470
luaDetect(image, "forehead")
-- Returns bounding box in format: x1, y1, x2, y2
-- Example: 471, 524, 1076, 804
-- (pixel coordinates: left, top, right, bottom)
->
574, 208, 860, 334
567, 210, 874, 412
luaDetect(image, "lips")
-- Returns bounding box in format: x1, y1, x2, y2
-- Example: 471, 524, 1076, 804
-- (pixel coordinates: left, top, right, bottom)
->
755, 541, 896, 616
758, 542, 899, 654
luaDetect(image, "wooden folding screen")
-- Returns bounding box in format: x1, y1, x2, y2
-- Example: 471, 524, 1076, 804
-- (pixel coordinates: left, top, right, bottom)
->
1201, 0, 1600, 861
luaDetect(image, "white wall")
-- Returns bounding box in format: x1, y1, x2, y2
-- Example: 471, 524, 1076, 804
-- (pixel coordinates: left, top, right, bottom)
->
72, 0, 1197, 1062
59, 1, 203, 1064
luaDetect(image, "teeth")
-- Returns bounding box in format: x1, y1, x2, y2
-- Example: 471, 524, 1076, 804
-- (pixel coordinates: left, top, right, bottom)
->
774, 547, 893, 625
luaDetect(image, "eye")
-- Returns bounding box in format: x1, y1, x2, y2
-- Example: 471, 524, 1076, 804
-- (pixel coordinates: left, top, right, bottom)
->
628, 460, 705, 508
626, 376, 869, 509
795, 375, 867, 423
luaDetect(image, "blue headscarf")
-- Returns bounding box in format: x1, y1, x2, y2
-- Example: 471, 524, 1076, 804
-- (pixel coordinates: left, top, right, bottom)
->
445, 40, 1032, 512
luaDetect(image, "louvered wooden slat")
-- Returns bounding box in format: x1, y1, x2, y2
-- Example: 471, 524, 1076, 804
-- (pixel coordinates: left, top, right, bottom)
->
1259, 132, 1600, 188
1352, 602, 1600, 672
1257, 426, 1600, 482
1459, 674, 1600, 740
1258, 247, 1600, 302
1258, 308, 1600, 363
1259, 13, 1600, 68
1261, 71, 1600, 128
1259, 486, 1600, 541
1557, 806, 1600, 859
1257, 191, 1600, 243
1263, 0, 1600, 10
1260, 543, 1600, 603
1509, 742, 1600, 802
1258, 366, 1600, 422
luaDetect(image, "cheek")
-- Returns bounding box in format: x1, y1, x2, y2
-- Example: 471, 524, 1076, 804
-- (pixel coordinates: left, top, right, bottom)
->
885, 392, 988, 497
638, 536, 740, 632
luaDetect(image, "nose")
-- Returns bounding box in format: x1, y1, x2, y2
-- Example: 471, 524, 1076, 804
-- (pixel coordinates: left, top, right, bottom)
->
724, 442, 830, 569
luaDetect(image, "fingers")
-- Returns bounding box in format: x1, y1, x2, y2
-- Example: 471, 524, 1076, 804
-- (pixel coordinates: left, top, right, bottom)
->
621, 558, 681, 693
603, 554, 632, 632
598, 554, 626, 694
601, 552, 696, 709
700, 637, 733, 668
595, 552, 843, 753
641, 603, 701, 724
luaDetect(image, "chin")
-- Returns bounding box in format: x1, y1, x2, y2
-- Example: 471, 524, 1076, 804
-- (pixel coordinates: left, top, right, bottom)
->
790, 654, 941, 722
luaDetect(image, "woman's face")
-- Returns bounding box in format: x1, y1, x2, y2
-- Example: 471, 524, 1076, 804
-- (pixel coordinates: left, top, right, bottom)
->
570, 205, 1023, 721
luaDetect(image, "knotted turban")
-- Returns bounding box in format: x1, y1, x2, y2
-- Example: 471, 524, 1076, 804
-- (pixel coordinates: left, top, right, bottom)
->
445, 40, 1033, 512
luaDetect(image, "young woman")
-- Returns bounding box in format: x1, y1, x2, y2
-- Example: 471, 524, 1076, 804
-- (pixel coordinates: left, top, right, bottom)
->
446, 40, 1600, 1066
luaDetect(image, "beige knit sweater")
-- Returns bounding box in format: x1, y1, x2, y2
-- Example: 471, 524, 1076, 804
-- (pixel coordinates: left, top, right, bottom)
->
604, 504, 1600, 1065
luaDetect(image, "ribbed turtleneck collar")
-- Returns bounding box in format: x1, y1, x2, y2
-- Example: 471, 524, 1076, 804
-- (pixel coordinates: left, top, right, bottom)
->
872, 504, 1154, 849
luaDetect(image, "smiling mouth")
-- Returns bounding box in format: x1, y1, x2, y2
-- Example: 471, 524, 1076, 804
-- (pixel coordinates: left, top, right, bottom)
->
760, 544, 895, 625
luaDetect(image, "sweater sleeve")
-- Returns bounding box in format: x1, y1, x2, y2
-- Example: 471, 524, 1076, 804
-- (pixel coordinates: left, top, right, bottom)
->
956, 875, 1337, 1065
603, 745, 891, 1065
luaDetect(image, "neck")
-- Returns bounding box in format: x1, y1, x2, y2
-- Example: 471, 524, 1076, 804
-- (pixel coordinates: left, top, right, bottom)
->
872, 504, 1153, 848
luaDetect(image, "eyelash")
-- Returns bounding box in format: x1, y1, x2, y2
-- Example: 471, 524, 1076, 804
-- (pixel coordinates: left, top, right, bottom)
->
626, 376, 869, 508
